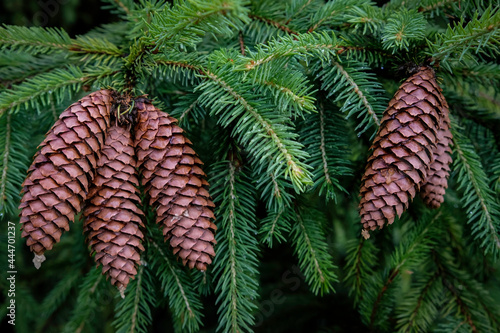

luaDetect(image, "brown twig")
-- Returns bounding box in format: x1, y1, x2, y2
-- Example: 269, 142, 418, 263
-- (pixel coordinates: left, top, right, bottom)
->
369, 268, 400, 330
433, 251, 478, 333
239, 31, 245, 56
249, 14, 299, 35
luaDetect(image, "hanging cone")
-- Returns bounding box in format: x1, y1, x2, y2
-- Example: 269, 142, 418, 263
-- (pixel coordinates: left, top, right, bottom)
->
134, 97, 216, 271
359, 66, 446, 237
84, 124, 145, 291
19, 90, 113, 266
419, 100, 453, 208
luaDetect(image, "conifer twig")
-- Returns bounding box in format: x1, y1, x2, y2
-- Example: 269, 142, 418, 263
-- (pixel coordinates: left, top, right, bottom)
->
249, 14, 299, 35
149, 239, 195, 319
0, 113, 11, 207
405, 271, 440, 330
318, 102, 332, 186
239, 31, 246, 55
331, 61, 380, 127
436, 265, 477, 332
204, 70, 307, 183
370, 212, 441, 329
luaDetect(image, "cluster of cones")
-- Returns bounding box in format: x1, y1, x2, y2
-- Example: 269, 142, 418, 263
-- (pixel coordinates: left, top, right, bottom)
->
19, 65, 452, 286
19, 90, 216, 292
359, 66, 453, 238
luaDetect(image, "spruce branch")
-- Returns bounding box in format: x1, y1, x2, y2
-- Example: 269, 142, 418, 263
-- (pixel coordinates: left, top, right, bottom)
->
113, 266, 156, 333
239, 32, 341, 70
36, 270, 82, 332
418, 0, 457, 13
492, 154, 500, 198
146, 0, 250, 51
239, 30, 246, 55
291, 206, 338, 295
199, 67, 312, 191
238, 30, 389, 74
444, 86, 500, 125
259, 206, 293, 247
382, 9, 427, 52
48, 93, 58, 121
211, 161, 260, 333
315, 59, 385, 135
390, 0, 491, 18
331, 61, 380, 128
252, 68, 316, 117
101, 0, 135, 17
153, 54, 204, 74
452, 271, 500, 331
435, 257, 478, 333
0, 113, 11, 214
253, 166, 295, 213
431, 234, 499, 333
344, 238, 378, 305
384, 0, 457, 14
151, 52, 205, 87
430, 6, 500, 69
261, 208, 284, 244
0, 65, 119, 115
248, 14, 299, 35
405, 273, 440, 330
338, 33, 393, 66
344, 4, 385, 34
369, 268, 400, 330
0, 25, 71, 54
0, 25, 124, 65
0, 52, 69, 85
178, 99, 199, 124
407, 272, 439, 327
285, 0, 315, 24
447, 61, 500, 89
367, 212, 442, 329
0, 112, 30, 216
261, 78, 313, 112
148, 238, 203, 332
63, 268, 108, 333
451, 121, 500, 256
300, 102, 351, 201
395, 269, 443, 333
70, 37, 123, 56
307, 0, 371, 32
170, 93, 208, 132
318, 107, 332, 187
432, 318, 472, 333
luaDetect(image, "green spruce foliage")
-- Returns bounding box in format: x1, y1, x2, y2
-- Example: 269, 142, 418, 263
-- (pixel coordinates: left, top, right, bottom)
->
1, 1, 499, 332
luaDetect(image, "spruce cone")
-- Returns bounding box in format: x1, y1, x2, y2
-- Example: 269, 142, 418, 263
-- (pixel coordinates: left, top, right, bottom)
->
134, 97, 216, 271
419, 102, 453, 209
19, 90, 113, 265
84, 124, 144, 291
359, 66, 446, 236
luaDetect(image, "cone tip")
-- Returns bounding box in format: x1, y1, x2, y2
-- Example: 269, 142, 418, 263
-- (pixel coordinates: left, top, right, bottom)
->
33, 254, 46, 269
118, 285, 126, 299
361, 229, 371, 240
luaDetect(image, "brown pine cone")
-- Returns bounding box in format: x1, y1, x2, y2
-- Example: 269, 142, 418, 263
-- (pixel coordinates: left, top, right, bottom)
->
134, 97, 216, 271
359, 66, 446, 236
84, 124, 144, 291
419, 100, 453, 209
19, 90, 113, 267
